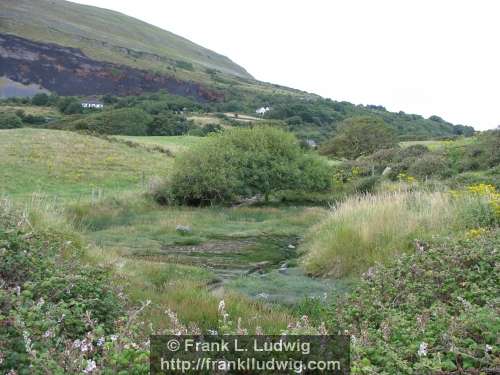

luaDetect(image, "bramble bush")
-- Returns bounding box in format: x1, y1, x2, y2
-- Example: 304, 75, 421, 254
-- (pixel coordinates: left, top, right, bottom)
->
0, 202, 149, 374
325, 231, 499, 374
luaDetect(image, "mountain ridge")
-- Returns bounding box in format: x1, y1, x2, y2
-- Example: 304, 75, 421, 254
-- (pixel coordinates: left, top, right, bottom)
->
0, 0, 252, 80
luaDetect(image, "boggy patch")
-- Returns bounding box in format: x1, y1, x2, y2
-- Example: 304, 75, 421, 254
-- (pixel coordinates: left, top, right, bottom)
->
128, 235, 299, 280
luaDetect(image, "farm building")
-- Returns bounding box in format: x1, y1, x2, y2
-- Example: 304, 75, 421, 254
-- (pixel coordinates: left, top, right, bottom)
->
81, 98, 104, 109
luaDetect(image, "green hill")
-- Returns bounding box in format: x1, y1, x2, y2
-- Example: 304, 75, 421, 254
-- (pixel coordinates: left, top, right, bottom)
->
0, 0, 475, 139
0, 0, 251, 80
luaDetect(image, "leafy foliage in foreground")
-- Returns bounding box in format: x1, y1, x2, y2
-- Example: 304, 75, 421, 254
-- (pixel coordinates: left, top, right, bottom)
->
326, 231, 499, 374
157, 126, 333, 205
0, 203, 149, 374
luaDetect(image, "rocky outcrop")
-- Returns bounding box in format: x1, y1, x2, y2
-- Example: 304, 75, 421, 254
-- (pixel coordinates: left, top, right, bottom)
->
0, 33, 224, 101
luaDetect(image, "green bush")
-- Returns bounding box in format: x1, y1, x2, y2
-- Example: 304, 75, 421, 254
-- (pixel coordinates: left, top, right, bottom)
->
0, 207, 124, 372
158, 126, 333, 205
326, 231, 499, 373
320, 116, 398, 159
408, 152, 452, 178
353, 175, 380, 193
75, 108, 152, 135
147, 113, 193, 135
31, 93, 50, 106
0, 113, 23, 129
57, 97, 83, 114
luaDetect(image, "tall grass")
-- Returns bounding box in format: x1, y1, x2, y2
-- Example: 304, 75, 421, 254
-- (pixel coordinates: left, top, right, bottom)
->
302, 189, 497, 278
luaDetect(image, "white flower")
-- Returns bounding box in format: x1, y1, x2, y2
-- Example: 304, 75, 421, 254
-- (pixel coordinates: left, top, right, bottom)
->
485, 344, 493, 353
43, 330, 54, 338
83, 359, 97, 374
417, 342, 428, 357
22, 331, 32, 354
218, 300, 225, 314
96, 337, 105, 347
80, 340, 93, 353
110, 334, 118, 342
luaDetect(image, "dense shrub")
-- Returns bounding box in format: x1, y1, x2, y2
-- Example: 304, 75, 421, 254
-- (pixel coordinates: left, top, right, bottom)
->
451, 129, 500, 172
408, 152, 452, 178
158, 126, 333, 205
0, 204, 126, 373
31, 93, 50, 106
326, 231, 499, 373
0, 113, 23, 129
147, 113, 193, 135
57, 97, 83, 115
320, 116, 398, 159
74, 108, 152, 135
353, 175, 380, 193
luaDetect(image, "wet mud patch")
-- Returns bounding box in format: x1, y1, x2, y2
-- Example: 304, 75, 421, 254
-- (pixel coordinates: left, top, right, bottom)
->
127, 235, 299, 282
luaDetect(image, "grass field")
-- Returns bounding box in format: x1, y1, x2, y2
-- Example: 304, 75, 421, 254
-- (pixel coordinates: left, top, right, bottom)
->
0, 104, 61, 118
0, 129, 171, 200
400, 137, 475, 150
113, 135, 205, 154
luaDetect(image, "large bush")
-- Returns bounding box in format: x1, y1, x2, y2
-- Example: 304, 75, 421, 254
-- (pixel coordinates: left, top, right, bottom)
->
320, 116, 397, 159
74, 108, 152, 135
158, 126, 333, 205
147, 113, 193, 136
0, 113, 23, 129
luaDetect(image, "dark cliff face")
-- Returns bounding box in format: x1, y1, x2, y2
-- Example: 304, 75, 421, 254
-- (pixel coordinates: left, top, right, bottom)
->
0, 33, 224, 101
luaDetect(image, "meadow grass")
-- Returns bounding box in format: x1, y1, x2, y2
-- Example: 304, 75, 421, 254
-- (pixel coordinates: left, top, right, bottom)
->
400, 137, 475, 150
0, 129, 171, 200
65, 194, 328, 329
302, 188, 497, 278
0, 105, 61, 117
10, 193, 297, 332
113, 135, 205, 154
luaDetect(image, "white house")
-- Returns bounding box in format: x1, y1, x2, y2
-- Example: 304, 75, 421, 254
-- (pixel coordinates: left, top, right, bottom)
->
305, 139, 318, 149
81, 98, 104, 109
255, 106, 270, 116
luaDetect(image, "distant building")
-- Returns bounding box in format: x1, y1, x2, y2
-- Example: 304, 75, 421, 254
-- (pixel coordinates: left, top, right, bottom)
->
81, 98, 104, 109
305, 139, 318, 149
255, 106, 270, 116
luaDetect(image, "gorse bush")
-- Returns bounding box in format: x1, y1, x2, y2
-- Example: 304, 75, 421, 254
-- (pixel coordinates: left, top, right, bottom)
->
157, 126, 333, 205
302, 187, 499, 278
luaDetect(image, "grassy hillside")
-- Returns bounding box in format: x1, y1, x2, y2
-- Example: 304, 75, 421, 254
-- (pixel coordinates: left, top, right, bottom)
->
0, 0, 251, 80
0, 128, 171, 200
